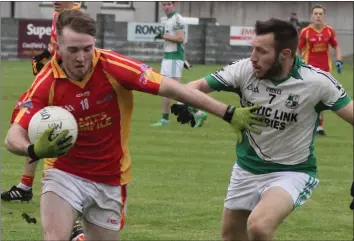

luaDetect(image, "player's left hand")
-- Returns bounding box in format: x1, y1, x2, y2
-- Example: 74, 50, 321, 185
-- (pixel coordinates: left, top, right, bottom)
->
170, 104, 196, 127
154, 32, 163, 41
336, 60, 343, 74
350, 181, 354, 210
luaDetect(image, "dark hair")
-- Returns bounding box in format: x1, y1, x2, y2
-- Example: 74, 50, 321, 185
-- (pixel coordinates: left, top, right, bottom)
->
311, 4, 326, 14
56, 9, 96, 37
255, 18, 299, 57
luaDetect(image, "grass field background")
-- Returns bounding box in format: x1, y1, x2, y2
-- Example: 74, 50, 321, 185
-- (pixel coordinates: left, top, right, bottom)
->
0, 60, 353, 240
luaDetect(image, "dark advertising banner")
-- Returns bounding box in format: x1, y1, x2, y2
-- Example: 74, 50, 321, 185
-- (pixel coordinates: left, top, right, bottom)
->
18, 19, 52, 58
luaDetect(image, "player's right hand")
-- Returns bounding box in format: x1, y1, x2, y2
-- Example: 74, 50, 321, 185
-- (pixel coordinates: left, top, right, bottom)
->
32, 127, 73, 160
227, 105, 266, 144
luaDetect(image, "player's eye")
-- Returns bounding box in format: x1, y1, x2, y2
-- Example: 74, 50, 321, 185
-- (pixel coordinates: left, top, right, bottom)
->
84, 46, 93, 52
68, 48, 78, 53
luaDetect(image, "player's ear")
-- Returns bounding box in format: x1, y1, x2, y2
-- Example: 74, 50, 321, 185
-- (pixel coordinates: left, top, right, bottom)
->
281, 49, 292, 60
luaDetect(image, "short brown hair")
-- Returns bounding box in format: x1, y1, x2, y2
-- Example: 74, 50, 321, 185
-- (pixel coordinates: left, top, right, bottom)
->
56, 9, 96, 37
311, 4, 326, 14
255, 18, 299, 57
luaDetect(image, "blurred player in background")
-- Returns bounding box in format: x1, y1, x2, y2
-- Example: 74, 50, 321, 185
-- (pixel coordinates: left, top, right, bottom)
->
151, 1, 207, 127
1, 2, 84, 241
289, 12, 300, 33
171, 18, 353, 241
4, 9, 264, 240
298, 4, 343, 136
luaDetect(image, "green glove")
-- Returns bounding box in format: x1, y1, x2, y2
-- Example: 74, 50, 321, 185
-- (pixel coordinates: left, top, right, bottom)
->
224, 105, 266, 144
28, 127, 73, 161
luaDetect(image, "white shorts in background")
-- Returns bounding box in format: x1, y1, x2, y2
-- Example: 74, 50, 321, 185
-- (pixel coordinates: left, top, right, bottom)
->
41, 168, 128, 231
160, 59, 184, 78
224, 163, 319, 211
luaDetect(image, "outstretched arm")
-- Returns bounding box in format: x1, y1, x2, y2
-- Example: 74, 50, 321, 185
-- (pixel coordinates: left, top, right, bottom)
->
158, 76, 227, 118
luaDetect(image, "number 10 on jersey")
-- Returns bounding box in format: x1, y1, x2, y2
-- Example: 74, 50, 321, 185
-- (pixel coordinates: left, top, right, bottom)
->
80, 98, 89, 110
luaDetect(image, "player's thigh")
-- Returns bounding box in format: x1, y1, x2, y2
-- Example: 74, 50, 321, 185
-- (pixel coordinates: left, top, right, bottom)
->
82, 217, 120, 241
41, 168, 85, 239
224, 163, 261, 211
222, 163, 260, 239
83, 184, 128, 235
248, 172, 319, 232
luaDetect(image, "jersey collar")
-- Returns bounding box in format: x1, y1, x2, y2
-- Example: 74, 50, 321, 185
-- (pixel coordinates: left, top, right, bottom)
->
167, 11, 177, 18
51, 48, 101, 88
270, 55, 303, 85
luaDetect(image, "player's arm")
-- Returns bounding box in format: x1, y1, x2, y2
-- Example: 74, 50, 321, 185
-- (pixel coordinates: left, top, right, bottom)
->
5, 78, 71, 161
162, 30, 184, 43
329, 28, 342, 61
335, 100, 353, 126
158, 77, 227, 118
318, 72, 352, 124
297, 28, 307, 56
5, 123, 32, 156
187, 60, 245, 94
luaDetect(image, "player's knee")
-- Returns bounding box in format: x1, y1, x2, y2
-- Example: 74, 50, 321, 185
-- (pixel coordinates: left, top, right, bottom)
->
247, 217, 274, 240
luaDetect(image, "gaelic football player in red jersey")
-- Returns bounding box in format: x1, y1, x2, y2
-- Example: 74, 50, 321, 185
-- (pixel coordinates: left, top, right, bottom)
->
298, 4, 343, 136
4, 9, 264, 240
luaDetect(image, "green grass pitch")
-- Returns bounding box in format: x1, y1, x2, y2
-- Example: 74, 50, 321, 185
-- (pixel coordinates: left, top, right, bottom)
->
0, 60, 353, 240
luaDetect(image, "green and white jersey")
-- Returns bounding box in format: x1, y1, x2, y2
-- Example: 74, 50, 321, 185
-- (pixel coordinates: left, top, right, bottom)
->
163, 11, 185, 61
205, 56, 351, 177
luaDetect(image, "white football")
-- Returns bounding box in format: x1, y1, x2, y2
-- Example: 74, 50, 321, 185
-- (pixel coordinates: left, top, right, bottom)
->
28, 106, 78, 146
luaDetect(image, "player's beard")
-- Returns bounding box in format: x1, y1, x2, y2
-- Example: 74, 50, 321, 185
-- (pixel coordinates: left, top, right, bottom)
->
260, 54, 283, 80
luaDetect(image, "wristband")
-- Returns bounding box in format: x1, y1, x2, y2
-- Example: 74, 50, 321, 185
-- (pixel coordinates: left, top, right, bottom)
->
223, 105, 236, 123
27, 144, 39, 161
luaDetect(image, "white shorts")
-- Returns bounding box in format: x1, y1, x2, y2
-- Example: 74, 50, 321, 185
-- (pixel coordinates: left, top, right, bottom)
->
41, 168, 128, 231
224, 163, 319, 211
160, 59, 184, 78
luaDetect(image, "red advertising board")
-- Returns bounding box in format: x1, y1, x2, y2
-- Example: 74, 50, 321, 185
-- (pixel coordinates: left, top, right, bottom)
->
18, 19, 52, 58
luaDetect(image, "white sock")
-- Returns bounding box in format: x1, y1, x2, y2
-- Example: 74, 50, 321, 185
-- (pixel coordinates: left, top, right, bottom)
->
17, 182, 32, 191
316, 126, 323, 131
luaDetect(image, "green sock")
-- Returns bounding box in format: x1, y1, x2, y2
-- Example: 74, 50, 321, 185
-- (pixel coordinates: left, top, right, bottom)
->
162, 113, 169, 121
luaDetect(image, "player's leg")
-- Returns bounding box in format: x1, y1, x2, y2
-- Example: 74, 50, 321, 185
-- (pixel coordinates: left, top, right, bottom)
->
247, 172, 319, 240
82, 218, 120, 240
1, 157, 37, 201
247, 187, 293, 240
222, 208, 251, 241
1, 106, 37, 202
221, 163, 260, 240
316, 111, 326, 136
41, 191, 78, 240
82, 184, 127, 240
41, 168, 86, 240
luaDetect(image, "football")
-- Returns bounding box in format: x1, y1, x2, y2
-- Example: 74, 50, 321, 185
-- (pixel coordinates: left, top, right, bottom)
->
28, 106, 78, 146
